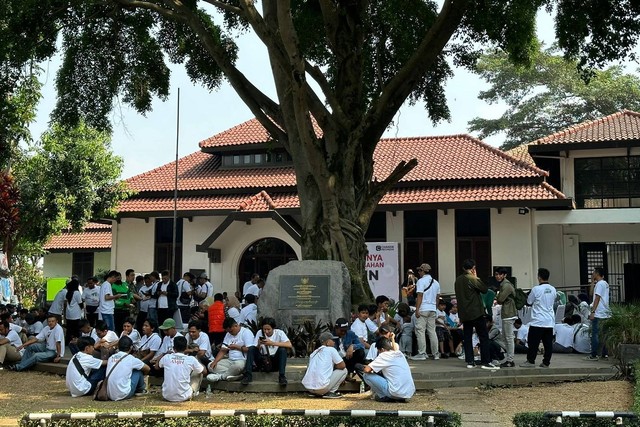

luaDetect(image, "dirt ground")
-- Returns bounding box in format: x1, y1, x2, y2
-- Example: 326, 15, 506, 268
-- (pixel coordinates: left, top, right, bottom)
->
0, 371, 634, 427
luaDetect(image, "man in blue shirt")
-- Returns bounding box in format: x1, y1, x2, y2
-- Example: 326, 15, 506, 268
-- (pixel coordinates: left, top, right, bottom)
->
333, 317, 365, 379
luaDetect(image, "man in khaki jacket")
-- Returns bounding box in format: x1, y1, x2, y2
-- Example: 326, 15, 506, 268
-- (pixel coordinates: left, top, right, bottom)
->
495, 267, 516, 367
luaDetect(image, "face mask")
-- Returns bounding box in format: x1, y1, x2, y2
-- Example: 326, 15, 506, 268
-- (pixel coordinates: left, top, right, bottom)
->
115, 280, 123, 285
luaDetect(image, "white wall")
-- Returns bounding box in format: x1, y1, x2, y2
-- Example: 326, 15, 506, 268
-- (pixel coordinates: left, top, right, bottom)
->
94, 252, 111, 274
43, 253, 71, 278
386, 211, 404, 271
437, 210, 456, 293
490, 208, 536, 288
182, 216, 223, 275
111, 218, 154, 273
537, 225, 565, 286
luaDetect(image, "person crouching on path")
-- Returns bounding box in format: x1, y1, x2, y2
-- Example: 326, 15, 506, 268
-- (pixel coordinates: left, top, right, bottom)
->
361, 336, 416, 403
158, 335, 204, 402
302, 331, 347, 399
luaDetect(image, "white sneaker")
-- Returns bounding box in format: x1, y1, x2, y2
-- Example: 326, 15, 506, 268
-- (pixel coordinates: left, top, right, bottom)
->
481, 363, 500, 370
433, 354, 440, 360
226, 374, 243, 382
207, 373, 222, 382
457, 353, 465, 360
409, 353, 427, 361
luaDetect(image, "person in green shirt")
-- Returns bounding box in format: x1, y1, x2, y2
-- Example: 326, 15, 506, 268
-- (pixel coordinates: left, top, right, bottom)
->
113, 277, 133, 335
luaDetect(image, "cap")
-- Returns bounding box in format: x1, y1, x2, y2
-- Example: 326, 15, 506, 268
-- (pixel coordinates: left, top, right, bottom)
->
417, 263, 431, 272
319, 331, 338, 344
199, 272, 208, 279
158, 318, 176, 330
334, 318, 349, 329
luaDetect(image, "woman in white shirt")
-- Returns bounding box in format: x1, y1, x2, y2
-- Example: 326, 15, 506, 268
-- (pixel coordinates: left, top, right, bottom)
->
226, 295, 242, 324
64, 279, 84, 345
120, 317, 141, 350
136, 319, 162, 364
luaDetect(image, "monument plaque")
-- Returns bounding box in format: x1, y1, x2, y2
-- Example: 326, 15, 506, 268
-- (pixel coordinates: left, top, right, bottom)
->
279, 275, 330, 309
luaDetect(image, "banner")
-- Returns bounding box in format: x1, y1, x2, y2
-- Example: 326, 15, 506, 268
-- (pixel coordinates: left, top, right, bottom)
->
365, 242, 400, 300
0, 251, 13, 304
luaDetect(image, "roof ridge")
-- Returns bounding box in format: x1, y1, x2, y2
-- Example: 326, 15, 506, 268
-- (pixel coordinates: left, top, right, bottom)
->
530, 110, 640, 145
198, 117, 259, 148
237, 190, 277, 211
126, 150, 204, 183
466, 135, 549, 177
541, 181, 568, 199
379, 134, 472, 143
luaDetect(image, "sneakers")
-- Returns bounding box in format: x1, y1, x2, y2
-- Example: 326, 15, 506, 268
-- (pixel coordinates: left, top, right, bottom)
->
440, 353, 449, 359
457, 353, 466, 360
226, 374, 243, 382
322, 392, 343, 399
374, 396, 394, 402
432, 354, 440, 360
539, 363, 549, 368
500, 361, 515, 368
134, 389, 148, 397
585, 355, 599, 361
466, 363, 476, 369
207, 373, 222, 382
519, 361, 536, 367
278, 375, 288, 386
409, 353, 427, 361
241, 375, 252, 385
481, 363, 500, 370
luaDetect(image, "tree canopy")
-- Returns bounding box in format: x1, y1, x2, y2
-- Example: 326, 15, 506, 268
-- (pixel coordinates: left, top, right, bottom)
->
469, 42, 640, 150
2, 0, 640, 303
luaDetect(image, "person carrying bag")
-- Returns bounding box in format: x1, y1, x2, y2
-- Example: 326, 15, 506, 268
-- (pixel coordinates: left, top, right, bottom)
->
94, 354, 129, 401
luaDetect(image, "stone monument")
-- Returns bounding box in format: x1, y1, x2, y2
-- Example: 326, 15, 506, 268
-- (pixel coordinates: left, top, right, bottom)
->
258, 260, 351, 329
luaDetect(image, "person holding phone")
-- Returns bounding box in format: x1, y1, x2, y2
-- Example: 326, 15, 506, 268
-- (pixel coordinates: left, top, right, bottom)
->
99, 271, 124, 332
206, 318, 254, 383
241, 317, 292, 386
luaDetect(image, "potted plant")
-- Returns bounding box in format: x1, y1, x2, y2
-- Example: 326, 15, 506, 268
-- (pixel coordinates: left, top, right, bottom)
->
602, 303, 640, 366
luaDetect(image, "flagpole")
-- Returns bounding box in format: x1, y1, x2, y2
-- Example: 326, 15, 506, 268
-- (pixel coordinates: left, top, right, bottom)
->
171, 88, 180, 280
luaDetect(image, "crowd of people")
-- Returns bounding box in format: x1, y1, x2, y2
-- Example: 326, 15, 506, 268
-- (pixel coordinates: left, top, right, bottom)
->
0, 261, 611, 403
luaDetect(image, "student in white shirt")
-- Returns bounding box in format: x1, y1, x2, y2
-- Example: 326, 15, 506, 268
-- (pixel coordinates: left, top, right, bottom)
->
362, 336, 416, 402
301, 331, 347, 398
159, 335, 204, 402
571, 314, 591, 354
412, 262, 440, 361
185, 320, 212, 366
99, 270, 125, 332
206, 318, 254, 382
351, 305, 371, 349
92, 320, 120, 360
239, 294, 258, 325
66, 336, 107, 397
48, 288, 66, 323
120, 317, 141, 350
106, 336, 151, 400
553, 317, 575, 353
13, 314, 65, 371
588, 267, 611, 360
82, 277, 101, 327
0, 320, 23, 366
520, 268, 556, 368
151, 318, 183, 375
136, 319, 162, 364
25, 313, 43, 338
241, 317, 292, 385
226, 295, 242, 325
64, 279, 84, 345
242, 273, 260, 298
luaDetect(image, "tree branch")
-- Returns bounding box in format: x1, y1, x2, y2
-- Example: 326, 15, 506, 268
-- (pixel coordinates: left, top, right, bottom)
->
317, 0, 339, 52
305, 60, 349, 128
359, 159, 418, 214
111, 0, 186, 22
202, 0, 243, 15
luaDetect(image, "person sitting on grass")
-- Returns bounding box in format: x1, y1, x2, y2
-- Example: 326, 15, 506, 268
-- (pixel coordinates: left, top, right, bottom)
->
158, 335, 204, 402
66, 336, 106, 397
301, 331, 347, 399
361, 336, 416, 403
12, 314, 64, 371
106, 336, 151, 401
206, 317, 254, 383
92, 320, 119, 360
241, 317, 292, 386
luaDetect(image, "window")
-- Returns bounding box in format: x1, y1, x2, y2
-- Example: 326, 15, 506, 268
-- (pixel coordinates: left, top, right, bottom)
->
575, 156, 640, 208
220, 150, 292, 168
455, 209, 491, 281
403, 211, 437, 276
365, 212, 387, 241
72, 252, 94, 284
154, 218, 183, 279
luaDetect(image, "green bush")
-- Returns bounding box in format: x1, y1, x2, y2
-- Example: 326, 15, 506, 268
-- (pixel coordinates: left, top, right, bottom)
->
513, 412, 639, 427
635, 360, 640, 414
21, 414, 461, 427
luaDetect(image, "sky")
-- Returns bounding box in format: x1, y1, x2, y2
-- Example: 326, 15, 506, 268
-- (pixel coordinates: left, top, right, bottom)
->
29, 8, 556, 180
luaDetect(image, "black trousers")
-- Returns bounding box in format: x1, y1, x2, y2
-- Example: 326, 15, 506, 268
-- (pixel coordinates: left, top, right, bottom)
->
526, 325, 554, 366
344, 348, 366, 374
462, 316, 490, 365
244, 346, 288, 379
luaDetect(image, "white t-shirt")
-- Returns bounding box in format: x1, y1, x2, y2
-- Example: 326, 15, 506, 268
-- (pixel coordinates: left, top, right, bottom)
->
240, 304, 257, 325
1, 329, 23, 354
573, 324, 591, 354
228, 307, 242, 324
106, 352, 146, 401
37, 324, 65, 356
302, 346, 343, 391
417, 275, 440, 312
365, 318, 378, 333
99, 281, 115, 314
176, 279, 192, 307
159, 352, 204, 402
553, 323, 574, 348
368, 349, 416, 399
28, 321, 43, 336
448, 312, 460, 326
516, 324, 530, 346
65, 290, 84, 320
49, 290, 66, 315
350, 319, 368, 342
91, 329, 119, 346
158, 332, 183, 356
66, 352, 103, 397
223, 327, 255, 361
198, 281, 214, 298
157, 282, 170, 309
245, 284, 260, 297
254, 329, 290, 356
188, 332, 212, 359
527, 283, 556, 328
148, 282, 159, 306
593, 279, 611, 319
120, 329, 141, 350
138, 333, 162, 352
242, 280, 253, 296
138, 285, 153, 312
83, 286, 101, 307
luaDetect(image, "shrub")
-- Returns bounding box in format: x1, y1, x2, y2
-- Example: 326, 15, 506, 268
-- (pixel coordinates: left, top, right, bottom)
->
513, 412, 639, 426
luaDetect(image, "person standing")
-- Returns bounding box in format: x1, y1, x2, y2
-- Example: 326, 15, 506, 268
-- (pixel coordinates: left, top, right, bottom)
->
411, 263, 440, 361
587, 267, 611, 360
454, 259, 499, 370
520, 268, 556, 368
494, 267, 516, 368
242, 273, 260, 299
82, 277, 100, 327
99, 271, 124, 332
155, 270, 178, 325
64, 279, 84, 345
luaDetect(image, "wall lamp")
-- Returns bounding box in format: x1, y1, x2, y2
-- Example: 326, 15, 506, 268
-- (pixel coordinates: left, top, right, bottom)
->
518, 207, 530, 215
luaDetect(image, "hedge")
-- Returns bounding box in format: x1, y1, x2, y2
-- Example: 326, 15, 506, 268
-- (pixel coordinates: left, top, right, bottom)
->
21, 414, 462, 427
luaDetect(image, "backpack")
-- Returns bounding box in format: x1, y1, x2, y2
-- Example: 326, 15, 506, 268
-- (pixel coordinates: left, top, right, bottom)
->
512, 288, 527, 310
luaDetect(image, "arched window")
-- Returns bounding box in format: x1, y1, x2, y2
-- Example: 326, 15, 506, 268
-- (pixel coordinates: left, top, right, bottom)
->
237, 238, 298, 293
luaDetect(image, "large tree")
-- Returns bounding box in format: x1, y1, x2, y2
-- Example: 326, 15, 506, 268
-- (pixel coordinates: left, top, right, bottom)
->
469, 42, 640, 150
2, 0, 639, 303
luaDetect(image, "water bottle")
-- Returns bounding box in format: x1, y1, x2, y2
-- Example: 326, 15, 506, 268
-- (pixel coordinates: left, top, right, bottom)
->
359, 380, 365, 393
205, 384, 212, 397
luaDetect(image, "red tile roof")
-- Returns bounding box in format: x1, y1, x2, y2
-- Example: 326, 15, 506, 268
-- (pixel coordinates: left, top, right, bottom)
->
505, 144, 535, 166
118, 193, 299, 213
44, 224, 112, 250
531, 110, 640, 146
